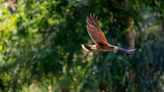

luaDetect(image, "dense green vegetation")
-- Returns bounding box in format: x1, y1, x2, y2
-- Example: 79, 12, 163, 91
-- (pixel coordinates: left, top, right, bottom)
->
0, 0, 163, 92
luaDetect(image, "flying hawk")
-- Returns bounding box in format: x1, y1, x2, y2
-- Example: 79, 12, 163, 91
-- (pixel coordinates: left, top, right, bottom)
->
81, 14, 135, 54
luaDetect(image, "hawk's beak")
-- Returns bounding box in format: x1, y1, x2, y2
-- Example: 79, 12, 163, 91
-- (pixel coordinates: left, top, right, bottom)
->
81, 44, 89, 51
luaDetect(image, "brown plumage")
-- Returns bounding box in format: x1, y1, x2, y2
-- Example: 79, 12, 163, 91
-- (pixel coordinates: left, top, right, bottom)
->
82, 14, 135, 54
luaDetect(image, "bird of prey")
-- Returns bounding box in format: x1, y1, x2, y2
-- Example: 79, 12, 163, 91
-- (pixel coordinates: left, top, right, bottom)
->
81, 14, 135, 54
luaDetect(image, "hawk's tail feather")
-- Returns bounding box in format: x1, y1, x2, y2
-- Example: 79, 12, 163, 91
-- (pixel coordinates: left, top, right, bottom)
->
118, 47, 135, 55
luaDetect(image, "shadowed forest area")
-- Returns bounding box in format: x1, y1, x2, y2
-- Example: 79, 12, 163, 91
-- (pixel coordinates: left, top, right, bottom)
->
0, 0, 163, 92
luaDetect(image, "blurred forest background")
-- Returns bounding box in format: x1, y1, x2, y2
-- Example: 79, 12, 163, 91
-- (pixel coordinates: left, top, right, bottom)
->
0, 0, 163, 92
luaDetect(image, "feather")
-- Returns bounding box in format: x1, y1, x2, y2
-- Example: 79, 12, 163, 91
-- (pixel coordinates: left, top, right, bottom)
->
86, 15, 108, 45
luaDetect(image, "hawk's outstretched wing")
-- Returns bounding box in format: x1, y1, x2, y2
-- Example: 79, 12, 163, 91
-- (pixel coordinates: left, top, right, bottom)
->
86, 14, 108, 45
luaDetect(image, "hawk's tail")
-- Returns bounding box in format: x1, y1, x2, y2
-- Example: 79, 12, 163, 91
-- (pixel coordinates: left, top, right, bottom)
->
118, 47, 135, 55
81, 44, 97, 51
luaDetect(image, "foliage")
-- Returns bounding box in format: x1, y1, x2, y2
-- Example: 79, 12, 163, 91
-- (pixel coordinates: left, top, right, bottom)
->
0, 0, 163, 92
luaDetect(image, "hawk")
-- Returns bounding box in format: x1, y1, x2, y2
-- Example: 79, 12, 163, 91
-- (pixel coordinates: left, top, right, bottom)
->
81, 14, 135, 54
